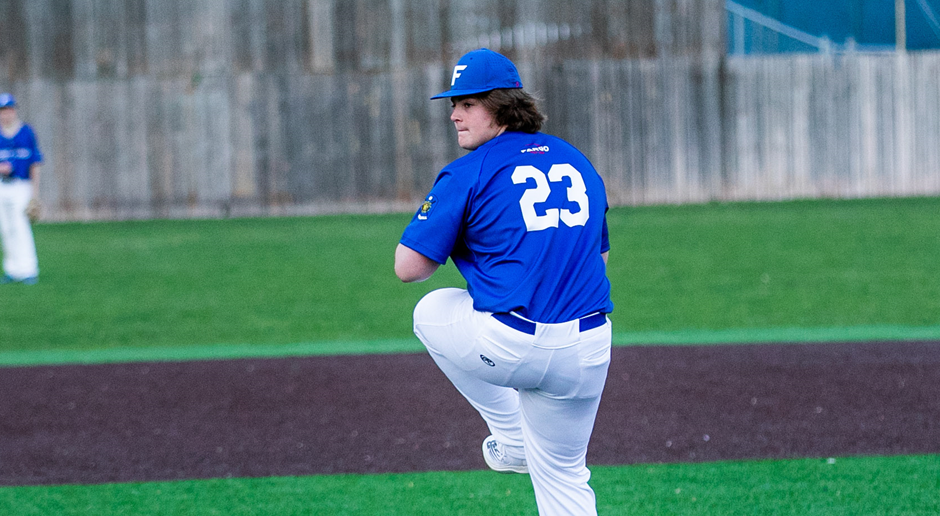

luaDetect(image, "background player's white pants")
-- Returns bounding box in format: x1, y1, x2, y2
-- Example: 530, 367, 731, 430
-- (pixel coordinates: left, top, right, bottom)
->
413, 288, 611, 516
0, 180, 38, 280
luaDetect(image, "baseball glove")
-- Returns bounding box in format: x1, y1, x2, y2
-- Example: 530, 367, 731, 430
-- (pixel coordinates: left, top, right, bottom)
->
25, 199, 41, 222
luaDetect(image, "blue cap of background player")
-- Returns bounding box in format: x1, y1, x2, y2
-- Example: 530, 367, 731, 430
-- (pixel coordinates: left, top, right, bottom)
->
0, 93, 15, 109
431, 48, 523, 99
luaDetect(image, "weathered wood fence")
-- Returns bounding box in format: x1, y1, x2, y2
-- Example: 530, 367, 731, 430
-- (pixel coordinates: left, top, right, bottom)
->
0, 0, 937, 221
565, 52, 940, 206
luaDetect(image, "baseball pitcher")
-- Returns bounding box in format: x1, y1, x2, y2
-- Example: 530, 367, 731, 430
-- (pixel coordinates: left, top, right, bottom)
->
395, 49, 613, 516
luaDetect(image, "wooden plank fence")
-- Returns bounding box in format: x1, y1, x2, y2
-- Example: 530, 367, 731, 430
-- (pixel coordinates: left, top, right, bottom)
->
0, 0, 937, 221
721, 52, 940, 201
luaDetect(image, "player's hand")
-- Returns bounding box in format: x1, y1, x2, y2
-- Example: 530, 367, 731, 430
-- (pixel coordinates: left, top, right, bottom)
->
25, 199, 41, 222
0, 162, 11, 175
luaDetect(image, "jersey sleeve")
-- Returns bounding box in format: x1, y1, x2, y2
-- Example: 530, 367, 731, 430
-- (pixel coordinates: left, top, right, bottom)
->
600, 206, 610, 254
27, 126, 43, 164
399, 168, 472, 264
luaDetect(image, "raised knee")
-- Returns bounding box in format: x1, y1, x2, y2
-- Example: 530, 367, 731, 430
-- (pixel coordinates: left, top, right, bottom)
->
413, 287, 464, 323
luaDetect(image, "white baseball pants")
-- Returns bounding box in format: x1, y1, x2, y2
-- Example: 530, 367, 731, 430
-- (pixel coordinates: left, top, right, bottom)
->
0, 179, 39, 280
413, 287, 611, 516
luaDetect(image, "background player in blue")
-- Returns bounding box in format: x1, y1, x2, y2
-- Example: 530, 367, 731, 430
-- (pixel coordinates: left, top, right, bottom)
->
395, 49, 613, 516
0, 93, 43, 285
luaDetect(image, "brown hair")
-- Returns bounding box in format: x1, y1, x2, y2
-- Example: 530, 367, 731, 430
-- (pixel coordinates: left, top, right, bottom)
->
471, 89, 546, 133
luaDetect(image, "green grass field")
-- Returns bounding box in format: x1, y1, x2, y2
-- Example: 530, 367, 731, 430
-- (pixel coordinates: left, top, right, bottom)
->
1, 196, 939, 514
2, 196, 939, 359
4, 456, 939, 515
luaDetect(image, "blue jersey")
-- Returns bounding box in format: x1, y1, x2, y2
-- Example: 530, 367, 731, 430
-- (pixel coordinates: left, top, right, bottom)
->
0, 124, 43, 180
401, 131, 613, 323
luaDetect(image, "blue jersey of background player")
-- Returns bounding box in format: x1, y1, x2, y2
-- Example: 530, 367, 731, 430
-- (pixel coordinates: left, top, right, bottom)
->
0, 123, 42, 181
395, 49, 614, 516
399, 129, 612, 323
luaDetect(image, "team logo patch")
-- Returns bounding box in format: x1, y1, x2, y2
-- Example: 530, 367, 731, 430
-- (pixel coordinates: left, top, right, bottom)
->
417, 195, 436, 220
480, 355, 496, 367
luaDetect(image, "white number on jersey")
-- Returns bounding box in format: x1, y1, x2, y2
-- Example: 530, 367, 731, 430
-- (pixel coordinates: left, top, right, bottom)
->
511, 163, 590, 232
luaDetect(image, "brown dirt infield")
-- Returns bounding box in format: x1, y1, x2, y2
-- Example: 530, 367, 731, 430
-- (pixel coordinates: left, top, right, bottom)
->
1, 340, 939, 486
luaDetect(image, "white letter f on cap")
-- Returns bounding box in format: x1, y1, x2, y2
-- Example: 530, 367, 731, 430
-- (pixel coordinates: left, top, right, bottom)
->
451, 65, 467, 86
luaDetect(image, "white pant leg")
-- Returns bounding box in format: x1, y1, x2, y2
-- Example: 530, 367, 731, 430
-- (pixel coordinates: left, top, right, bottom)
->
520, 390, 603, 516
521, 321, 610, 516
413, 287, 612, 515
413, 288, 526, 449
0, 181, 38, 279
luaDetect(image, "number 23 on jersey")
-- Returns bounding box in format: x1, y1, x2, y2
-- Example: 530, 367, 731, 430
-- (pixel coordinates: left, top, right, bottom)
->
511, 163, 590, 232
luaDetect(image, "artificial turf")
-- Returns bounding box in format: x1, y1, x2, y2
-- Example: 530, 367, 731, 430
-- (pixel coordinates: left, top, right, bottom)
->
1, 196, 938, 514
2, 455, 937, 515
1, 196, 938, 355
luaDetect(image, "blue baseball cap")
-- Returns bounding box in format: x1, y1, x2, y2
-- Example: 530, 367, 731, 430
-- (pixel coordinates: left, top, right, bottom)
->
431, 48, 523, 99
0, 93, 15, 109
